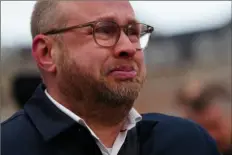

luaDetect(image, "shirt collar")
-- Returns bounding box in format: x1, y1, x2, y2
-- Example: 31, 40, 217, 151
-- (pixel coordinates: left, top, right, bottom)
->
44, 89, 142, 138
124, 108, 142, 130
44, 89, 99, 139
24, 84, 77, 141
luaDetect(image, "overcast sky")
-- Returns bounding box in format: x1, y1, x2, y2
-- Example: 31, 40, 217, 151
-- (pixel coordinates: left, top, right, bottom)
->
1, 1, 231, 47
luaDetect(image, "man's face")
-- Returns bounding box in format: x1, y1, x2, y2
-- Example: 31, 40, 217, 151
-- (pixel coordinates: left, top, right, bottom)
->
188, 104, 231, 152
55, 2, 146, 106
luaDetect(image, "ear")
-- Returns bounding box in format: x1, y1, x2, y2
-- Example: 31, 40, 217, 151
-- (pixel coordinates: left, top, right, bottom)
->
32, 34, 57, 73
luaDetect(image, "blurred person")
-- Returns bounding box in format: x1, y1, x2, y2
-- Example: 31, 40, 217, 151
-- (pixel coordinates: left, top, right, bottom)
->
177, 82, 232, 155
177, 79, 203, 114
12, 75, 42, 108
1, 1, 220, 155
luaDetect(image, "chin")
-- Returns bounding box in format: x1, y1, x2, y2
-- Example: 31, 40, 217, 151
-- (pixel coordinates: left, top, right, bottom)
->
103, 75, 144, 90
112, 78, 141, 86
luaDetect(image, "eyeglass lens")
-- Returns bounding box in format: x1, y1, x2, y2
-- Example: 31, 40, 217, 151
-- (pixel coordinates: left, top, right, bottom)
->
94, 21, 152, 49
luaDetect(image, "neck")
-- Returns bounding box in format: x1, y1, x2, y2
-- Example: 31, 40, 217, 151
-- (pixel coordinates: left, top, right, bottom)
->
46, 86, 132, 147
86, 119, 126, 147
70, 101, 131, 147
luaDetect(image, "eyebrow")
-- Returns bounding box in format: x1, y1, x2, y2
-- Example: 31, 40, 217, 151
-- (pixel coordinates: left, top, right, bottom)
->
94, 15, 139, 25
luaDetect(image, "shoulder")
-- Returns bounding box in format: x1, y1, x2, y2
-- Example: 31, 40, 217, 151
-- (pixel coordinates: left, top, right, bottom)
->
140, 113, 220, 155
1, 109, 40, 148
141, 112, 203, 134
142, 112, 207, 132
1, 109, 28, 132
1, 109, 30, 132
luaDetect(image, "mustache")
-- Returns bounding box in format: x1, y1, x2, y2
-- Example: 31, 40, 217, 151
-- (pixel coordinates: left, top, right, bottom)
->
103, 63, 138, 75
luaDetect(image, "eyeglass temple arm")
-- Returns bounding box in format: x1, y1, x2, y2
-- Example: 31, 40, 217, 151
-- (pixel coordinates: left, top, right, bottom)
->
43, 23, 94, 35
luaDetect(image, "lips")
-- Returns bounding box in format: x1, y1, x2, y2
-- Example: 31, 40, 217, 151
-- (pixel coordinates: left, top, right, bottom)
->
108, 65, 137, 80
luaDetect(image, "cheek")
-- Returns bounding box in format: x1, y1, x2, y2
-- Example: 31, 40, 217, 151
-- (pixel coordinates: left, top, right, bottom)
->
141, 61, 146, 74
71, 48, 108, 77
62, 33, 105, 73
204, 121, 228, 142
136, 52, 146, 74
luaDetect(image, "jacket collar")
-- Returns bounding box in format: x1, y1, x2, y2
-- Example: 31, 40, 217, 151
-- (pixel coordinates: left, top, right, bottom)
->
24, 83, 76, 141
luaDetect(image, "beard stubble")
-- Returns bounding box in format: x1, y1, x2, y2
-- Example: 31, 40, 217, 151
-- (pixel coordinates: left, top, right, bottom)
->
56, 52, 145, 126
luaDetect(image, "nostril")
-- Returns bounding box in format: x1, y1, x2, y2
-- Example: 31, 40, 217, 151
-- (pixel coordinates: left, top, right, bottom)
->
119, 51, 129, 57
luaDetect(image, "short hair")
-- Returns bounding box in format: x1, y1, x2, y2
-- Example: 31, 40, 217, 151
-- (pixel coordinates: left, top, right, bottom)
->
189, 84, 231, 112
30, 0, 66, 39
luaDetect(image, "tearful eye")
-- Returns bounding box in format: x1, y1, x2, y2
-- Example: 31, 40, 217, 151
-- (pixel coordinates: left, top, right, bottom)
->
95, 24, 118, 35
128, 28, 139, 35
94, 22, 119, 40
128, 29, 140, 42
87, 28, 93, 35
92, 21, 153, 49
126, 24, 140, 42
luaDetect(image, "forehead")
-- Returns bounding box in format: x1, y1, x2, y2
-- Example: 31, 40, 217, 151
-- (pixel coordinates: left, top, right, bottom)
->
60, 1, 136, 24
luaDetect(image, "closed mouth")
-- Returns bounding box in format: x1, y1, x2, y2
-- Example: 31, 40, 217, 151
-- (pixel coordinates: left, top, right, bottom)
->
109, 65, 135, 73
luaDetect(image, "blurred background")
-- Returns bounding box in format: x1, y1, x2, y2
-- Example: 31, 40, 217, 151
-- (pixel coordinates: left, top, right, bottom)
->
1, 1, 231, 121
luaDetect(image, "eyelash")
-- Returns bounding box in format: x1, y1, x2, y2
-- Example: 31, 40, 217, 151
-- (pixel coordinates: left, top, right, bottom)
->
87, 28, 93, 35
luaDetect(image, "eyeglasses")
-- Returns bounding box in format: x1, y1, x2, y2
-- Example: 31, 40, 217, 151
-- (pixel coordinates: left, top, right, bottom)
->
43, 21, 154, 50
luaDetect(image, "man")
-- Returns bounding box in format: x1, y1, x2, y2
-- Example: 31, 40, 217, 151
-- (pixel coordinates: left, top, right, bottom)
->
178, 82, 232, 155
1, 1, 220, 155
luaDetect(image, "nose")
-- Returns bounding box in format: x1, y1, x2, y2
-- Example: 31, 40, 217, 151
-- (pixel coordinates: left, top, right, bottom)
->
113, 31, 137, 59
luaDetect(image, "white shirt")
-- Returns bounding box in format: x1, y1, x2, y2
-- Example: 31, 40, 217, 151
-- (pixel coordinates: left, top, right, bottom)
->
45, 90, 142, 155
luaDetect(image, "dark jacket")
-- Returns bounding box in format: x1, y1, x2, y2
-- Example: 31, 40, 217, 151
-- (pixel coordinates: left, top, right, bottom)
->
1, 84, 220, 155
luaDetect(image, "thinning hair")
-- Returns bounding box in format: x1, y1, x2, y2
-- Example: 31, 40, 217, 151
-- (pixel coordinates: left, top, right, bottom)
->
187, 83, 231, 112
177, 82, 231, 112
30, 0, 67, 39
